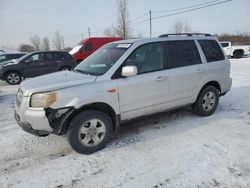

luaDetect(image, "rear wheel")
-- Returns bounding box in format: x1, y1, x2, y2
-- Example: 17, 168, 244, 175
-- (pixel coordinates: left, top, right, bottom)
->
66, 110, 113, 154
192, 85, 219, 116
233, 51, 243, 59
5, 72, 22, 85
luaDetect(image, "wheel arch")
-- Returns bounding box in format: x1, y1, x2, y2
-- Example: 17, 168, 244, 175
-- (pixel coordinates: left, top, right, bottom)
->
195, 81, 221, 102
4, 70, 23, 80
233, 49, 244, 55
56, 102, 120, 135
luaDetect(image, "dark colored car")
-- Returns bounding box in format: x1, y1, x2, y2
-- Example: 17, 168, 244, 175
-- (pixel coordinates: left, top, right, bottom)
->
0, 52, 27, 63
0, 51, 74, 85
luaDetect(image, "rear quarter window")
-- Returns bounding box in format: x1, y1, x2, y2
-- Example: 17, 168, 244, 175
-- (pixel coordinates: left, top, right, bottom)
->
199, 40, 225, 62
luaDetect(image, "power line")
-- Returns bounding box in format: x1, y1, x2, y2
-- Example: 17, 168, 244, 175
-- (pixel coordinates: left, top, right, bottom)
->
152, 0, 220, 13
151, 0, 231, 21
129, 12, 149, 23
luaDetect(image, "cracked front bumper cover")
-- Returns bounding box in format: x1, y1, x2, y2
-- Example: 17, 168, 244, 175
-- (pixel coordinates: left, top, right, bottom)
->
15, 113, 50, 137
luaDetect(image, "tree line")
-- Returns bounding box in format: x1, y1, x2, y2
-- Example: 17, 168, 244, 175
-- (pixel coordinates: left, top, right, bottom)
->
19, 31, 67, 52
2, 0, 250, 52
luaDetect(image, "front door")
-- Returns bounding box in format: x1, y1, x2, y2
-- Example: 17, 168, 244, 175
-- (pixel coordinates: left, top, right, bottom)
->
21, 53, 47, 77
117, 42, 170, 120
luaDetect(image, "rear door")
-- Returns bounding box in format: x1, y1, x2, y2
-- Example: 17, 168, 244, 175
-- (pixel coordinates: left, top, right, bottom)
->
166, 40, 203, 107
43, 52, 58, 73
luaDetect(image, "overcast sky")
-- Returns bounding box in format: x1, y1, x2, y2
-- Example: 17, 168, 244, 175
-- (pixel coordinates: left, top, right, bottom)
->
0, 0, 249, 48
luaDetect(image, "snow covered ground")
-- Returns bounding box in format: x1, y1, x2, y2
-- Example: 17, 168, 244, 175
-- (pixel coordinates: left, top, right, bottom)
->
0, 58, 250, 188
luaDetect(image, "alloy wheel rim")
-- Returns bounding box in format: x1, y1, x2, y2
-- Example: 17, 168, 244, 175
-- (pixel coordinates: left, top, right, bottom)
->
202, 91, 216, 111
7, 73, 20, 84
78, 119, 106, 147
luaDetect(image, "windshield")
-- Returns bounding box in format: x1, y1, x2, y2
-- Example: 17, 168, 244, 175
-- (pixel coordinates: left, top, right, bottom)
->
15, 53, 32, 63
74, 43, 130, 76
69, 44, 83, 55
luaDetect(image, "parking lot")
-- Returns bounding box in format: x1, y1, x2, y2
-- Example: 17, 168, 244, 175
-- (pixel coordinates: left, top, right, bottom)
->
0, 58, 250, 188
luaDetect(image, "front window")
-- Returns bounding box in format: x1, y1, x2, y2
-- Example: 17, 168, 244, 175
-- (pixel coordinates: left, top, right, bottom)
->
124, 42, 165, 74
69, 44, 83, 55
74, 43, 129, 76
0, 55, 7, 63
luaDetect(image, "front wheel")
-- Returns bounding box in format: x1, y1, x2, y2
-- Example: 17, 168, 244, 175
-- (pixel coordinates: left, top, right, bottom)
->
66, 110, 113, 154
5, 72, 22, 85
192, 85, 219, 116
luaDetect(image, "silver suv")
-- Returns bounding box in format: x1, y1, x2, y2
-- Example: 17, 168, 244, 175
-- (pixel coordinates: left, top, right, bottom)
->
14, 34, 232, 154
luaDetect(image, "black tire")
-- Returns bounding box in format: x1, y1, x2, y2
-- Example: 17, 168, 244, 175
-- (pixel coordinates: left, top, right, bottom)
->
5, 71, 22, 85
233, 51, 243, 59
66, 110, 113, 154
192, 85, 219, 116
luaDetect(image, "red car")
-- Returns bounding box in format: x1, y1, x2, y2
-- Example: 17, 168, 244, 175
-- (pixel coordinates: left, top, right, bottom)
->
69, 37, 123, 64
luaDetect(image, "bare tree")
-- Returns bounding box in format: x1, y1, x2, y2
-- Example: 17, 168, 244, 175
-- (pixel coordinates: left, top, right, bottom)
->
103, 25, 117, 37
42, 37, 50, 50
169, 20, 192, 34
30, 35, 41, 50
18, 44, 35, 52
104, 0, 132, 38
53, 31, 64, 50
219, 32, 250, 45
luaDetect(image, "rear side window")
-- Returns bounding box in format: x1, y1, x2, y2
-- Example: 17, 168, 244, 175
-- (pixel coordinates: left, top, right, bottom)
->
220, 42, 229, 48
54, 52, 67, 60
166, 40, 201, 69
45, 53, 54, 60
199, 40, 225, 62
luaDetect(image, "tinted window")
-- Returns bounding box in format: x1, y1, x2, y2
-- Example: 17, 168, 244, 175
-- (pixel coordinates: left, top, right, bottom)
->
45, 53, 54, 60
220, 42, 229, 47
85, 43, 92, 52
166, 40, 201, 68
124, 43, 165, 74
25, 53, 44, 63
199, 40, 225, 62
54, 52, 65, 60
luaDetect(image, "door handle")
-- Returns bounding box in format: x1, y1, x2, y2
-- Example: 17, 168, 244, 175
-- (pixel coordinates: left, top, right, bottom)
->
56, 60, 62, 63
156, 76, 168, 82
196, 69, 205, 74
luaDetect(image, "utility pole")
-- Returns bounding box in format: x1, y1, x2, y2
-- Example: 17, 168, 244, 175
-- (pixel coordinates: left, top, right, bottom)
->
88, 27, 91, 38
149, 10, 152, 37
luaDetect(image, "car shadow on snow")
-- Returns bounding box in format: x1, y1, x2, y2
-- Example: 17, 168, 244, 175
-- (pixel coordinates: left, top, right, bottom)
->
107, 86, 250, 151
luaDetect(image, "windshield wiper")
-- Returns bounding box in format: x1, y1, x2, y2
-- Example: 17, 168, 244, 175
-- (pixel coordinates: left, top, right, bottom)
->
74, 69, 99, 76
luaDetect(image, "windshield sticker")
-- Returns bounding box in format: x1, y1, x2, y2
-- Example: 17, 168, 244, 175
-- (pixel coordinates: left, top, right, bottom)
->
117, 44, 131, 48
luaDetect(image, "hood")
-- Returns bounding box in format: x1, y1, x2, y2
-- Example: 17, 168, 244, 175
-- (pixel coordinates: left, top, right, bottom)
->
20, 71, 97, 96
0, 59, 18, 67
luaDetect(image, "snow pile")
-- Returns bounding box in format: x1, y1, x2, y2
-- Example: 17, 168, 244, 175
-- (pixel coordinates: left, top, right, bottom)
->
0, 58, 250, 188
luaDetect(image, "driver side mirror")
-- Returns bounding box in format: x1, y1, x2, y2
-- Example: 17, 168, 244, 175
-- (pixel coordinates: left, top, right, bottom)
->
122, 66, 138, 77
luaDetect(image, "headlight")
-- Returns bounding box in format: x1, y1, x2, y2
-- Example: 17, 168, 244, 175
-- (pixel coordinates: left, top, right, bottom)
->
30, 92, 57, 108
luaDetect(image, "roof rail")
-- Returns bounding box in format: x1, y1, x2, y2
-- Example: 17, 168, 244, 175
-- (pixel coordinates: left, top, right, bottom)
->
159, 33, 212, 37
